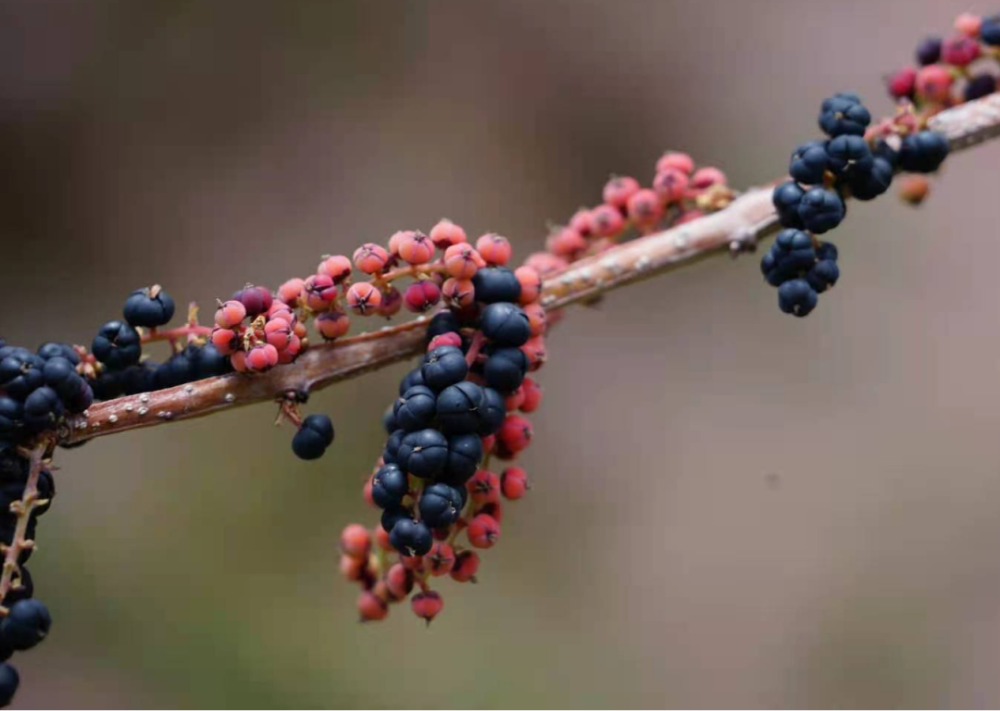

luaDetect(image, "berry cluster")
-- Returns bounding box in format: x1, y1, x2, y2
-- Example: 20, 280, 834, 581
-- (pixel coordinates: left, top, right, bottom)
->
767, 91, 948, 316
338, 221, 544, 623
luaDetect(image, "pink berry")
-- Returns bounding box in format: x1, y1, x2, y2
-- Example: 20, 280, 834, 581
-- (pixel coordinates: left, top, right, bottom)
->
546, 227, 587, 258
427, 332, 462, 351
942, 35, 980, 66
339, 554, 365, 582
385, 563, 414, 600
590, 204, 626, 238
411, 590, 444, 623
916, 64, 954, 102
214, 300, 247, 329
887, 67, 917, 99
450, 550, 479, 583
341, 523, 371, 560
524, 252, 568, 276
467, 514, 500, 549
429, 219, 468, 249
652, 168, 689, 204
690, 167, 727, 190
475, 233, 512, 266
230, 351, 249, 373
426, 542, 455, 577
317, 255, 353, 284
442, 278, 475, 308
357, 591, 388, 622
245, 343, 279, 372
233, 285, 273, 317
955, 13, 982, 38
520, 335, 547, 371
353, 243, 390, 274
377, 285, 402, 318
467, 469, 500, 505
304, 274, 338, 311
482, 434, 496, 454
500, 466, 528, 500
264, 318, 292, 350
497, 414, 532, 453
267, 301, 295, 323
626, 188, 664, 227
375, 525, 393, 551
277, 335, 303, 364
568, 208, 594, 237
398, 231, 435, 265
276, 278, 305, 306
522, 303, 546, 338
602, 176, 641, 209
211, 327, 239, 355
403, 281, 441, 313
316, 311, 351, 340
505, 387, 525, 412
346, 282, 383, 315
444, 243, 484, 279
656, 151, 694, 175
515, 266, 542, 305
520, 376, 542, 412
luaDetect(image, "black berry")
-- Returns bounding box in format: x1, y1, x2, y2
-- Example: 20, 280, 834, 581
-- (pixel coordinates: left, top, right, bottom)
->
91, 321, 142, 371
291, 414, 335, 460
1, 598, 51, 651
772, 181, 806, 230
483, 347, 528, 393
418, 482, 464, 528
797, 187, 845, 234
389, 518, 433, 557
396, 428, 449, 479
777, 278, 819, 317
480, 303, 531, 347
123, 286, 175, 328
916, 36, 942, 64
435, 381, 486, 435
897, 131, 949, 173
818, 94, 871, 137
471, 267, 522, 304
393, 386, 438, 432
371, 463, 409, 509
421, 346, 468, 391
789, 141, 829, 185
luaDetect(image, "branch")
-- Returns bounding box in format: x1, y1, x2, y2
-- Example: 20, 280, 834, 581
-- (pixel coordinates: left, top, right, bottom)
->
61, 94, 1000, 446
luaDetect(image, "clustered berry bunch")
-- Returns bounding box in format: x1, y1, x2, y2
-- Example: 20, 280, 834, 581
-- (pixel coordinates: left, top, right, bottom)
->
766, 90, 949, 316
338, 221, 544, 623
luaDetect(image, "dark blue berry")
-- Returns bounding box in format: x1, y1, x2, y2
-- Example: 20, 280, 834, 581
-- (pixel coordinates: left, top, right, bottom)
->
436, 381, 487, 435
760, 229, 817, 287
193, 344, 231, 379
789, 140, 829, 184
1, 598, 51, 650
872, 138, 899, 168
777, 278, 819, 317
382, 406, 398, 435
965, 74, 996, 102
382, 429, 405, 465
826, 134, 874, 179
480, 303, 530, 347
371, 463, 409, 509
425, 311, 462, 343
380, 505, 412, 534
478, 387, 506, 436
806, 259, 840, 293
119, 363, 158, 395
442, 433, 483, 486
818, 95, 871, 137
398, 367, 426, 396
291, 414, 334, 460
483, 347, 528, 393
0, 663, 18, 707
418, 482, 464, 528
36, 342, 79, 365
471, 267, 521, 304
916, 36, 942, 64
982, 19, 1000, 46
421, 346, 468, 391
389, 518, 432, 557
797, 187, 845, 234
92, 321, 142, 371
23, 387, 63, 432
898, 131, 949, 173
850, 157, 894, 201
0, 354, 44, 401
773, 181, 806, 230
123, 286, 175, 328
0, 399, 21, 436
394, 385, 438, 432
397, 428, 449, 479
155, 352, 196, 389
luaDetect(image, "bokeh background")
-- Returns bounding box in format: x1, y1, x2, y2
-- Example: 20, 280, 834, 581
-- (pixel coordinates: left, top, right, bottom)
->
0, 0, 997, 707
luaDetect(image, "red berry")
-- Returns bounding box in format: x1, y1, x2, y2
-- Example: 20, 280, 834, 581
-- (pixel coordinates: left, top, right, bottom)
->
916, 64, 953, 102
942, 35, 980, 66
398, 231, 435, 265
497, 414, 532, 453
411, 590, 444, 623
385, 563, 414, 599
403, 281, 441, 313
267, 302, 296, 323
428, 332, 462, 351
887, 66, 917, 99
442, 278, 475, 308
363, 476, 376, 508
481, 434, 496, 454
426, 542, 455, 576
501, 466, 529, 500
277, 278, 305, 306
211, 327, 239, 355
505, 386, 525, 411
476, 500, 504, 524
591, 204, 626, 238
317, 255, 353, 284
568, 208, 594, 236
346, 282, 383, 315
304, 274, 338, 311
316, 311, 351, 340
353, 243, 390, 274
690, 166, 727, 190
341, 524, 371, 559
656, 151, 694, 175
524, 252, 568, 276
340, 554, 365, 581
429, 219, 468, 249
245, 343, 279, 372
522, 304, 546, 338
375, 525, 393, 551
264, 318, 292, 350
450, 550, 479, 583
955, 12, 982, 37
444, 243, 484, 279
215, 300, 247, 329
626, 188, 664, 227
652, 168, 689, 204
467, 469, 500, 505
547, 227, 587, 258
520, 336, 547, 371
357, 591, 388, 622
467, 513, 500, 549
602, 175, 640, 209
520, 377, 542, 412
476, 233, 512, 266
401, 554, 424, 572
377, 286, 402, 317
515, 266, 542, 305
230, 351, 248, 373
277, 335, 303, 364
234, 285, 273, 316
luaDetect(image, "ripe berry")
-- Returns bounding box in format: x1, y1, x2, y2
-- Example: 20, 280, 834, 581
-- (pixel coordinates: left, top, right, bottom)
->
898, 131, 949, 173
484, 347, 528, 393
480, 303, 531, 347
304, 274, 338, 311
777, 278, 819, 318
467, 469, 500, 505
505, 386, 525, 411
422, 346, 468, 391
0, 398, 21, 435
850, 157, 893, 201
395, 385, 438, 432
590, 204, 626, 237
1, 599, 51, 650
806, 257, 840, 294
0, 663, 18, 706
789, 141, 829, 185
479, 387, 507, 436
887, 67, 917, 100
941, 35, 979, 66
353, 243, 390, 274
22, 385, 62, 431
443, 433, 484, 485
471, 267, 522, 304
602, 176, 640, 209
214, 300, 247, 329
426, 542, 455, 576
965, 74, 997, 101
397, 428, 449, 478
467, 513, 499, 549
760, 229, 816, 286
476, 233, 512, 266
403, 281, 442, 313
92, 321, 142, 370
690, 167, 727, 190
501, 466, 529, 500
772, 181, 806, 230
390, 518, 433, 557
520, 376, 542, 413
123, 286, 175, 328
36, 342, 79, 364
827, 135, 873, 179
652, 167, 690, 204
797, 187, 845, 234
233, 285, 272, 316
316, 311, 351, 340
398, 367, 427, 396
497, 414, 532, 454
450, 550, 479, 583
411, 590, 444, 623
371, 463, 409, 509
292, 414, 335, 460
346, 282, 383, 315
656, 151, 695, 175
381, 505, 413, 535
397, 231, 435, 265
419, 482, 464, 528
357, 591, 388, 622
818, 94, 870, 137
982, 18, 1000, 46
511, 268, 541, 307
430, 219, 468, 249
436, 381, 486, 435
385, 562, 414, 599
277, 336, 303, 365
626, 188, 664, 227
340, 523, 371, 560
916, 65, 953, 103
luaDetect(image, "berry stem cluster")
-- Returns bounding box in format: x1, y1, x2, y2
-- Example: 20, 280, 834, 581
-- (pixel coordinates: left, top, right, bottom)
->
0, 439, 51, 611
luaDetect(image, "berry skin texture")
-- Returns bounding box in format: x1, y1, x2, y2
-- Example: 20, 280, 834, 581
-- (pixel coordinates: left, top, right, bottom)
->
476, 233, 513, 266
480, 303, 531, 347
442, 278, 476, 309
850, 157, 893, 201
92, 321, 142, 371
547, 227, 588, 258
233, 285, 273, 317
797, 187, 845, 234
215, 300, 247, 329
778, 278, 819, 318
277, 277, 305, 306
411, 590, 444, 623
467, 513, 500, 549
395, 384, 438, 432
887, 67, 917, 100
419, 482, 464, 528
385, 563, 415, 599
523, 303, 547, 338
1, 599, 51, 651
501, 466, 529, 500
806, 257, 840, 294
941, 35, 980, 66
403, 281, 442, 313
0, 663, 18, 707
789, 141, 829, 185
422, 346, 468, 391
898, 131, 949, 174
602, 176, 641, 209
818, 95, 871, 137
353, 243, 390, 274
264, 319, 292, 350
772, 181, 806, 230
426, 542, 455, 576
23, 386, 63, 431
916, 65, 953, 103
371, 463, 410, 509
430, 219, 468, 249
357, 591, 389, 622
397, 428, 449, 479
340, 524, 371, 560
304, 274, 338, 311
390, 518, 433, 557
316, 311, 351, 341
497, 414, 533, 454
292, 414, 335, 460
484, 347, 528, 393
123, 286, 175, 328
450, 550, 480, 583
443, 244, 484, 279
346, 282, 383, 315
472, 267, 522, 304
398, 231, 435, 265
443, 433, 484, 485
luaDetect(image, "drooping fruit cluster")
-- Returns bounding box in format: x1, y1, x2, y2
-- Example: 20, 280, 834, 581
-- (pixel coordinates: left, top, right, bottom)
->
766, 91, 949, 316
338, 222, 543, 624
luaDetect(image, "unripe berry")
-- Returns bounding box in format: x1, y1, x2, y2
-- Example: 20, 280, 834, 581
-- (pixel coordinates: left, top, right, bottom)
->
602, 175, 640, 209
215, 300, 247, 329
277, 277, 305, 306
211, 327, 239, 355
520, 336, 547, 371
233, 285, 273, 317
513, 266, 542, 305
347, 282, 383, 315
520, 376, 542, 412
690, 166, 727, 190
522, 303, 546, 339
887, 67, 917, 100
467, 513, 500, 549
450, 550, 480, 582
916, 64, 953, 102
357, 591, 388, 622
317, 255, 353, 284
524, 252, 568, 276
340, 554, 365, 581
340, 523, 371, 560
277, 335, 303, 364
385, 562, 414, 599
375, 525, 393, 551
403, 281, 441, 313
626, 188, 664, 227
353, 243, 390, 274
316, 311, 351, 340
377, 286, 403, 317
245, 343, 279, 372
304, 274, 338, 311
427, 332, 462, 351
955, 12, 982, 37
941, 35, 980, 66
267, 301, 296, 323
476, 233, 512, 266
497, 414, 532, 453
590, 204, 626, 237
568, 208, 594, 236
230, 351, 248, 373
546, 227, 588, 258
264, 319, 292, 350
442, 278, 475, 308
398, 231, 435, 265
401, 554, 425, 572
505, 386, 525, 411
501, 466, 529, 500
444, 243, 484, 279
411, 590, 444, 623
656, 151, 694, 175
467, 469, 500, 505
430, 219, 468, 249
652, 167, 689, 204
897, 174, 931, 205
426, 541, 456, 576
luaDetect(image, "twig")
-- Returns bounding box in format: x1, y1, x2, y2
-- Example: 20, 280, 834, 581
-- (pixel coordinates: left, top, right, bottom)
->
60, 94, 1000, 446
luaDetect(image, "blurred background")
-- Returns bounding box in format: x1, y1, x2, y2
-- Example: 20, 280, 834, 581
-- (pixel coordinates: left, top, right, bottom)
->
0, 0, 997, 707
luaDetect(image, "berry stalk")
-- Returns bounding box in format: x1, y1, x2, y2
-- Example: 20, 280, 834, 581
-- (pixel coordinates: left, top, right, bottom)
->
0, 438, 52, 612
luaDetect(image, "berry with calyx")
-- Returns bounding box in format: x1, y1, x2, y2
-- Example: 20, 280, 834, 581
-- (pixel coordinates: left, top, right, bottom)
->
397, 428, 449, 479
418, 482, 464, 528
760, 229, 817, 287
772, 181, 806, 230
520, 377, 542, 413
291, 414, 335, 460
422, 346, 468, 391
590, 204, 626, 237
390, 518, 433, 557
777, 278, 819, 317
467, 469, 500, 505
398, 231, 435, 265
442, 278, 476, 309
497, 414, 532, 454
214, 300, 247, 329
233, 285, 273, 317
626, 188, 664, 227
826, 135, 873, 179
789, 141, 829, 185
444, 244, 484, 280
411, 590, 444, 623
357, 591, 388, 622
245, 343, 279, 372
346, 282, 383, 315
806, 257, 840, 294
850, 157, 893, 201
480, 303, 531, 346
476, 233, 513, 266
818, 94, 870, 137
898, 131, 949, 173
941, 35, 980, 66
1, 599, 51, 650
394, 385, 438, 432
652, 167, 689, 204
467, 513, 499, 549
797, 187, 845, 234
123, 286, 175, 328
450, 550, 479, 583
426, 542, 455, 577
430, 219, 468, 249
371, 463, 409, 509
385, 563, 414, 599
304, 274, 338, 311
547, 227, 588, 258
501, 466, 529, 500
92, 321, 142, 370
317, 255, 352, 284
316, 311, 351, 341
602, 175, 641, 209
353, 243, 390, 274
403, 281, 441, 313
